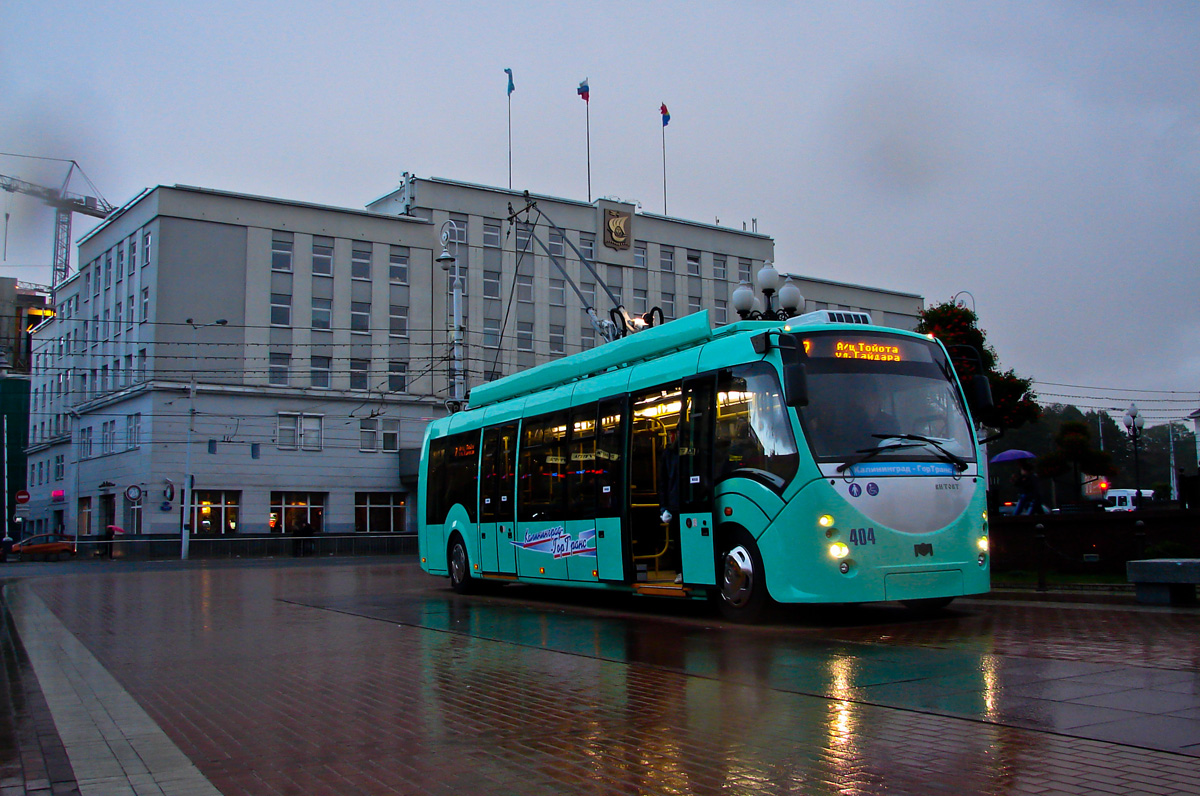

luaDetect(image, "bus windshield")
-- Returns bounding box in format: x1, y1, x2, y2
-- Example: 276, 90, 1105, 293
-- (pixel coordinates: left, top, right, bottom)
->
792, 331, 977, 466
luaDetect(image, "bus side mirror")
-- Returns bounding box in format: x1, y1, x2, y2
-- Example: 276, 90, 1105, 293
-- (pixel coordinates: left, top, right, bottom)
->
971, 374, 993, 413
785, 363, 809, 408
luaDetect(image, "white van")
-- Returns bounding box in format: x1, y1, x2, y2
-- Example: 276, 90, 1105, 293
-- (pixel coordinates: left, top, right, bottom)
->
1103, 489, 1154, 511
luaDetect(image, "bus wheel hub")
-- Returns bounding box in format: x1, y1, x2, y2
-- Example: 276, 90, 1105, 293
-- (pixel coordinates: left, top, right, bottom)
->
722, 546, 755, 607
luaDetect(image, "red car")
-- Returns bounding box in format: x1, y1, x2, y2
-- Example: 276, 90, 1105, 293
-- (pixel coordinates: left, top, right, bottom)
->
11, 533, 77, 561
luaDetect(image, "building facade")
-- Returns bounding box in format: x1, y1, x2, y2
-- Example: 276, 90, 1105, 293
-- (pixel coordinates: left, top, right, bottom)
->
29, 177, 872, 541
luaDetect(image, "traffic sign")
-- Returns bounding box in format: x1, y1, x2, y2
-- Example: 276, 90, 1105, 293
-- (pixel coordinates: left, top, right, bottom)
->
14, 490, 30, 504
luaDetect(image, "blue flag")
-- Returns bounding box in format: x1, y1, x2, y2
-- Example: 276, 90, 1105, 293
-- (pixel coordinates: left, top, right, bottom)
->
505, 68, 515, 96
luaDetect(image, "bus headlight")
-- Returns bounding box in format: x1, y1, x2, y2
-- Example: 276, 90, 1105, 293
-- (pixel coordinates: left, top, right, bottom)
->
819, 514, 834, 528
829, 542, 850, 559
977, 536, 989, 553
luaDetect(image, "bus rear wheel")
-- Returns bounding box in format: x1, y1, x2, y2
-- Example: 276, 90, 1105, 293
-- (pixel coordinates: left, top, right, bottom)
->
716, 532, 768, 623
448, 536, 474, 594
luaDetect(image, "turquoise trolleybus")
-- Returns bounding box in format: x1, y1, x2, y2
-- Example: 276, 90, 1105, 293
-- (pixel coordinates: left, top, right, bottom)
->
418, 309, 991, 621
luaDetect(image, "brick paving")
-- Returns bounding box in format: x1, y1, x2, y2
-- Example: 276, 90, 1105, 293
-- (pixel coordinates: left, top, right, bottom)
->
3, 559, 1200, 795
0, 602, 79, 796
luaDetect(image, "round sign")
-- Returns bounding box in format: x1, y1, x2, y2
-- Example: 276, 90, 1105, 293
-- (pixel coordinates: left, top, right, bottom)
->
14, 489, 30, 504
125, 484, 143, 502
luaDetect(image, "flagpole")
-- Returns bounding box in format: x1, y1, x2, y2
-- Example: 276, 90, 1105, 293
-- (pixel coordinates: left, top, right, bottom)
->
508, 92, 512, 190
586, 101, 592, 203
662, 121, 667, 215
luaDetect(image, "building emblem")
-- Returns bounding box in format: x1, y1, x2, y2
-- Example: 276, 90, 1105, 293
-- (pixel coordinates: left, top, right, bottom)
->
603, 209, 631, 251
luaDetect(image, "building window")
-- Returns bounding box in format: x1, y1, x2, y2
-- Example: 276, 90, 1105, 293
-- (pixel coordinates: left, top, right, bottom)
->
549, 325, 565, 354
354, 492, 407, 534
53, 454, 64, 481
388, 361, 407, 393
126, 413, 141, 449
548, 229, 565, 258
389, 305, 408, 337
660, 247, 674, 272
483, 220, 502, 248
271, 293, 291, 326
312, 297, 332, 330
350, 301, 370, 333
278, 414, 323, 451
141, 288, 149, 322
445, 266, 469, 296
101, 420, 116, 454
662, 292, 675, 319
382, 419, 400, 451
516, 322, 533, 351
138, 349, 147, 381
549, 278, 566, 306
269, 492, 325, 534
349, 358, 369, 390
738, 257, 752, 283
634, 242, 647, 268
311, 355, 331, 388
191, 490, 240, 535
114, 303, 122, 336
687, 250, 701, 276
389, 245, 409, 282
515, 222, 532, 251
689, 295, 702, 314
126, 296, 134, 329
360, 419, 379, 451
713, 255, 727, 281
483, 270, 501, 299
116, 245, 125, 281
580, 232, 596, 261
715, 299, 728, 325
483, 318, 501, 348
517, 274, 533, 303
633, 288, 648, 314
104, 252, 112, 287
269, 353, 290, 385
581, 325, 595, 351
142, 230, 152, 267
129, 239, 138, 272
484, 369, 503, 382
272, 231, 294, 271
351, 240, 372, 279
312, 236, 334, 276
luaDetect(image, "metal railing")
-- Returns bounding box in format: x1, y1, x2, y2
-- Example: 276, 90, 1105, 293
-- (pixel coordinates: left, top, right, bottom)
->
69, 533, 418, 561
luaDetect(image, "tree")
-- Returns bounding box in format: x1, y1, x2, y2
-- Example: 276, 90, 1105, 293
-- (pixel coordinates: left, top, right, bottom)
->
1039, 420, 1114, 504
914, 300, 1040, 435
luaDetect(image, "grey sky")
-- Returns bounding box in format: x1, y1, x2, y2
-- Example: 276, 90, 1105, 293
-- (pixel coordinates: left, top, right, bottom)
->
3, 1, 1197, 422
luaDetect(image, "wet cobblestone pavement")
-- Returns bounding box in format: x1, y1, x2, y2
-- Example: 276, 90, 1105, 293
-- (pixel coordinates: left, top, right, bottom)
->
3, 558, 1199, 795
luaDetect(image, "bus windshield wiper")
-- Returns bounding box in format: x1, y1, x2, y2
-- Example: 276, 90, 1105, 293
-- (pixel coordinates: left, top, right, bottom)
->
872, 433, 969, 472
836, 441, 923, 473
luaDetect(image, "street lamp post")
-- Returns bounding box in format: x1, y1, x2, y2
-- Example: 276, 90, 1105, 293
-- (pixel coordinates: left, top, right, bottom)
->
181, 317, 227, 559
1123, 403, 1145, 510
952, 291, 976, 313
731, 262, 804, 321
436, 220, 465, 409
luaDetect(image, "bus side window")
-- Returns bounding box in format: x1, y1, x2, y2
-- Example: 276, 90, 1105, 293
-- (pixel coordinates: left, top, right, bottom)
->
596, 398, 625, 515
568, 404, 599, 519
519, 411, 570, 520
425, 436, 449, 524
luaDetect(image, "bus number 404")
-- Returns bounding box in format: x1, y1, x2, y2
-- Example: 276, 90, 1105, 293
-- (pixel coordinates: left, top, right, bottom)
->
849, 528, 876, 545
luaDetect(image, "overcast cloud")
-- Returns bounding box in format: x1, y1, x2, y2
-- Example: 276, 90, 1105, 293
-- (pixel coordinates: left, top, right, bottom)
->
2, 1, 1197, 422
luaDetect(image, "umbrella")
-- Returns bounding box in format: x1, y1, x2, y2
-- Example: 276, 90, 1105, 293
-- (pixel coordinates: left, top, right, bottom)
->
990, 449, 1036, 464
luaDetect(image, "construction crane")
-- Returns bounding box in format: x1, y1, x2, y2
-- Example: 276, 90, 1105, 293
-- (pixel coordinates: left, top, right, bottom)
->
1, 159, 115, 295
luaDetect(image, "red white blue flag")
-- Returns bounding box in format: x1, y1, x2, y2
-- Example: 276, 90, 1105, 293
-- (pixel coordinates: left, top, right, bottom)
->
660, 103, 670, 127
578, 78, 590, 102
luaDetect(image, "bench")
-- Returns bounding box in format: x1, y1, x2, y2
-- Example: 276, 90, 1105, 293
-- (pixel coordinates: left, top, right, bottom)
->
1126, 559, 1200, 606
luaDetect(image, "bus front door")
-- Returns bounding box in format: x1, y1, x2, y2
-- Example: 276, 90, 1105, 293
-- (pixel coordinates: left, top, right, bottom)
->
480, 423, 518, 574
678, 376, 717, 586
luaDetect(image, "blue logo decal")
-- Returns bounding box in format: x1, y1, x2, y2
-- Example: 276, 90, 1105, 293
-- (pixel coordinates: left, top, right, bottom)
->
866, 482, 879, 496
841, 462, 959, 477
517, 526, 597, 558
848, 483, 862, 498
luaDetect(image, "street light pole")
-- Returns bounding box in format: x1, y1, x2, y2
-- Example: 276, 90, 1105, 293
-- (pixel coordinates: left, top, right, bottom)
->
1123, 403, 1145, 509
731, 262, 804, 321
436, 221, 465, 408
181, 318, 227, 559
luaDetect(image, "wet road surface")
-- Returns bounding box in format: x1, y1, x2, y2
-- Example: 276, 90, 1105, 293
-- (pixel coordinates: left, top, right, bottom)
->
3, 558, 1199, 795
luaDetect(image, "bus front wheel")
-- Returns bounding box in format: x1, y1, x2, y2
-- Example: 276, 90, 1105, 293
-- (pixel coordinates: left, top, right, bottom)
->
448, 536, 474, 594
716, 532, 768, 622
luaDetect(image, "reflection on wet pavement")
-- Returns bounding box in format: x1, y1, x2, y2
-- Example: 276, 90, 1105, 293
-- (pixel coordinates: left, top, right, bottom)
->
15, 560, 1200, 796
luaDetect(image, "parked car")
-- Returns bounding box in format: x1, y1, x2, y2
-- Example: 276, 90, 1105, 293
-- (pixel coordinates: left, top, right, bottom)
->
11, 534, 77, 561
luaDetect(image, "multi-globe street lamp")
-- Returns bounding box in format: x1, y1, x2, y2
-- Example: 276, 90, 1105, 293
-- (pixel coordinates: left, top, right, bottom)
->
1123, 403, 1145, 509
731, 262, 804, 321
